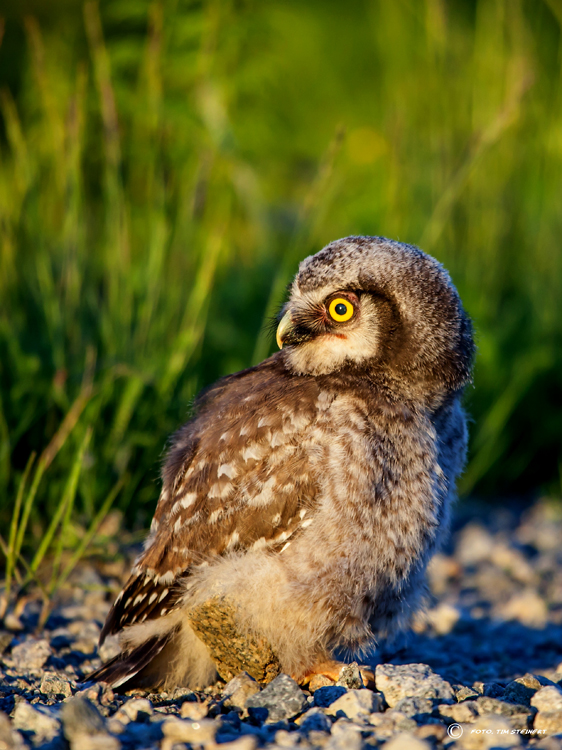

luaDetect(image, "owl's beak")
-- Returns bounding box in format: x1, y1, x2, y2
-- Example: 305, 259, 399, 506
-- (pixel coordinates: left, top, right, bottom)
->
276, 310, 293, 349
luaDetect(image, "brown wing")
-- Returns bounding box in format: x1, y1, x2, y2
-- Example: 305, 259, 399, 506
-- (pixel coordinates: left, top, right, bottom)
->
100, 353, 325, 644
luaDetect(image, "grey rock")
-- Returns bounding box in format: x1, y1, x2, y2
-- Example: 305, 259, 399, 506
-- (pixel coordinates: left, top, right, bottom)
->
326, 719, 362, 750
0, 709, 25, 749
12, 701, 60, 742
392, 696, 433, 720
222, 672, 261, 714
535, 736, 562, 750
0, 632, 13, 655
10, 639, 52, 670
325, 689, 383, 720
336, 663, 364, 689
245, 673, 307, 724
383, 734, 432, 750
313, 685, 348, 708
532, 686, 562, 712
40, 672, 72, 698
161, 717, 217, 743
504, 674, 555, 706
455, 684, 480, 702
475, 696, 533, 731
180, 700, 208, 720
120, 698, 153, 721
452, 716, 521, 748
296, 706, 332, 732
375, 663, 454, 707
535, 713, 562, 735
439, 700, 479, 723
60, 696, 106, 739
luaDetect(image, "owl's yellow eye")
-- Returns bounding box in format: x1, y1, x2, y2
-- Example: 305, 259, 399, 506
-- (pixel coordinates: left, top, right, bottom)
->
328, 297, 355, 322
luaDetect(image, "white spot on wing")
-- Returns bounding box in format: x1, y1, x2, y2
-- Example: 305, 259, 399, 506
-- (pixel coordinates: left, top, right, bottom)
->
133, 594, 146, 606
226, 531, 240, 550
208, 508, 223, 525
301, 518, 313, 529
180, 492, 197, 509
281, 542, 291, 552
217, 463, 236, 479
252, 537, 267, 550
157, 571, 175, 585
159, 588, 169, 602
241, 444, 263, 462
148, 592, 158, 605
247, 476, 276, 507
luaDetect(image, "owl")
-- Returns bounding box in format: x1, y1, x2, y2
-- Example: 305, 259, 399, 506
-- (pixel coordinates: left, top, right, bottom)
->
90, 236, 474, 691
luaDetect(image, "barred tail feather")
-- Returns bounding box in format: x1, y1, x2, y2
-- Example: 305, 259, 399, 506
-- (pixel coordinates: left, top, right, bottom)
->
87, 612, 218, 691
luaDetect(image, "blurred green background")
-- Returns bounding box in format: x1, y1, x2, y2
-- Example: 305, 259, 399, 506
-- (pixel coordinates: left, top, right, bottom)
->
0, 0, 561, 545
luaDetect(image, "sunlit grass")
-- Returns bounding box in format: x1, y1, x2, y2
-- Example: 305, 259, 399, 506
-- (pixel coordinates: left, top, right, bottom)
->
0, 0, 561, 618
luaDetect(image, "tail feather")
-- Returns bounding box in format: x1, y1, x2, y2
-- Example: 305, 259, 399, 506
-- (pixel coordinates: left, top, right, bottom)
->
85, 633, 172, 690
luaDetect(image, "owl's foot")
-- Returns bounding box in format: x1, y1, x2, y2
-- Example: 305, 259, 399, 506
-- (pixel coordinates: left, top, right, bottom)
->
296, 661, 375, 689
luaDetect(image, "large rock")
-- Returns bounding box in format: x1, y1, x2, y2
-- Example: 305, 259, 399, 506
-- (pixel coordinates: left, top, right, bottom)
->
245, 673, 307, 724
375, 663, 454, 707
188, 597, 280, 683
10, 639, 52, 670
13, 702, 60, 743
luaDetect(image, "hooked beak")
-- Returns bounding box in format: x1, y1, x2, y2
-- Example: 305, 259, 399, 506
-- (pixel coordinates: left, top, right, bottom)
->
276, 310, 293, 349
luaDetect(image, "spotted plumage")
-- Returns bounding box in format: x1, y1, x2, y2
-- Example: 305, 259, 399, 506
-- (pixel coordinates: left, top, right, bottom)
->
90, 235, 474, 690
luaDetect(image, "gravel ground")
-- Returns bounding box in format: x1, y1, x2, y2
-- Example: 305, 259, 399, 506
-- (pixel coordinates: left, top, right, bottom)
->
1, 497, 562, 749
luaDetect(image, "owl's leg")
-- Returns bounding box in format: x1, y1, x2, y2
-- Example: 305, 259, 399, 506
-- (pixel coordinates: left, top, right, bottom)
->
296, 660, 375, 689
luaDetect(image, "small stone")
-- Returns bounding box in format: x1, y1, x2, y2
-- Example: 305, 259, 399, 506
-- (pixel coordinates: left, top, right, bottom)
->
383, 733, 432, 750
504, 674, 555, 706
40, 672, 73, 698
12, 701, 60, 742
457, 715, 521, 748
222, 672, 261, 713
392, 697, 433, 720
296, 706, 332, 732
455, 685, 480, 702
336, 663, 364, 689
0, 631, 13, 655
425, 602, 461, 635
475, 696, 533, 731
326, 719, 363, 750
10, 639, 52, 670
180, 700, 208, 720
120, 698, 153, 721
161, 717, 217, 743
439, 700, 479, 723
245, 673, 307, 724
535, 713, 562, 735
313, 685, 348, 707
456, 523, 495, 565
0, 710, 24, 749
499, 589, 548, 628
60, 696, 117, 750
308, 674, 335, 692
416, 723, 447, 742
532, 686, 562, 712
325, 689, 383, 720
375, 663, 454, 707
535, 736, 562, 750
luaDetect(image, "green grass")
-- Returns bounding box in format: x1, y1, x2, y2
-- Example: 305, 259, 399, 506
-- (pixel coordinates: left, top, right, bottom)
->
0, 0, 561, 611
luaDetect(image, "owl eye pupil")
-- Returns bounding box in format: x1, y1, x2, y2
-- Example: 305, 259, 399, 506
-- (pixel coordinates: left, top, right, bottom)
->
335, 303, 347, 316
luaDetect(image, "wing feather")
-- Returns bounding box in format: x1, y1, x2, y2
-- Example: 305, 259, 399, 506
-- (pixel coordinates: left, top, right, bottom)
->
100, 355, 323, 642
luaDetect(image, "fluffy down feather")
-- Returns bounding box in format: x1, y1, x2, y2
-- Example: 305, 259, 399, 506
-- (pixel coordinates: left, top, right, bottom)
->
90, 236, 474, 690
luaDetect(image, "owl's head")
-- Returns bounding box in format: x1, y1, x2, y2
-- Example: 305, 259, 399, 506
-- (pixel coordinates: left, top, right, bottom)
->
276, 236, 474, 396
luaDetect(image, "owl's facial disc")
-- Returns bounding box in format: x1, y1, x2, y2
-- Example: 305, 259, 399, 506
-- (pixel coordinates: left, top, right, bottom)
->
277, 290, 380, 375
